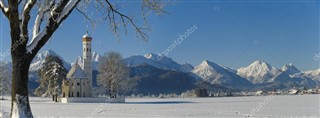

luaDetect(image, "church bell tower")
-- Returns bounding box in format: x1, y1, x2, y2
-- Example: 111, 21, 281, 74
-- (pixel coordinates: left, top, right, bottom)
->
82, 32, 93, 97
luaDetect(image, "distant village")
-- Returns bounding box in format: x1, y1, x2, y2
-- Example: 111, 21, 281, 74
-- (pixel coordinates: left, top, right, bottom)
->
140, 87, 320, 99
190, 87, 320, 98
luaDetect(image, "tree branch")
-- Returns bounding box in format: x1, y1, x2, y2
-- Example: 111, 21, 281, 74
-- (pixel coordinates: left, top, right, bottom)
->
0, 0, 9, 16
104, 0, 148, 41
27, 0, 80, 56
75, 7, 95, 29
21, 0, 37, 46
32, 1, 54, 40
56, 0, 79, 23
142, 0, 168, 17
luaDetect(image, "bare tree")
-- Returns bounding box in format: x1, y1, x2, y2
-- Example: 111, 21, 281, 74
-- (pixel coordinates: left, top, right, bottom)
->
98, 52, 128, 98
0, 0, 168, 117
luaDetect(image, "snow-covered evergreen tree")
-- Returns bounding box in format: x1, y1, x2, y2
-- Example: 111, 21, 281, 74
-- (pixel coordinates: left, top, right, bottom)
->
34, 55, 67, 101
98, 52, 128, 98
0, 62, 12, 98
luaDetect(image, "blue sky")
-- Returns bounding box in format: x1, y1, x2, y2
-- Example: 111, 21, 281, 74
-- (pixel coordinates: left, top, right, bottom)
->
0, 0, 319, 71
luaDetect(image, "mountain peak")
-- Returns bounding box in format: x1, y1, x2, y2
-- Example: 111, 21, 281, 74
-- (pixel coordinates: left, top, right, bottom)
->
201, 59, 209, 64
246, 60, 275, 71
281, 63, 300, 75
34, 50, 59, 62
252, 60, 269, 66
30, 50, 71, 72
253, 60, 264, 64
203, 59, 211, 63
200, 60, 218, 68
192, 59, 252, 89
237, 60, 279, 84
144, 53, 159, 60
284, 63, 294, 67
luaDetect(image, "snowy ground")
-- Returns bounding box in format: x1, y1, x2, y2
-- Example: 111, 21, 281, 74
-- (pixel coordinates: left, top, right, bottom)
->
1, 94, 319, 118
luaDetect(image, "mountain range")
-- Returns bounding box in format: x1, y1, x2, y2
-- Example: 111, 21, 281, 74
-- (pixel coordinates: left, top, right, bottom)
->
3, 50, 320, 93
127, 64, 196, 95
123, 53, 194, 72
191, 60, 253, 89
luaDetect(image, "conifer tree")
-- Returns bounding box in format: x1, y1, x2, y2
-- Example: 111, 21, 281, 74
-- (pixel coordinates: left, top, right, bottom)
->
34, 55, 67, 102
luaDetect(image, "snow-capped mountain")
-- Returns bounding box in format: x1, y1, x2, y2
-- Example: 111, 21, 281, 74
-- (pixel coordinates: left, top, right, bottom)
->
280, 63, 301, 75
128, 64, 196, 94
192, 60, 252, 89
271, 72, 317, 88
124, 53, 194, 72
302, 69, 320, 82
30, 50, 71, 72
237, 60, 280, 84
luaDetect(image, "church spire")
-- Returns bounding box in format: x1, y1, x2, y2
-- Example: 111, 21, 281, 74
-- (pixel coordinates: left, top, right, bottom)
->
83, 31, 92, 39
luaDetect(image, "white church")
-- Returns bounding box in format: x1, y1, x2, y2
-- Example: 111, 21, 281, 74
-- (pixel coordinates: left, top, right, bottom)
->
60, 33, 125, 103
61, 33, 94, 101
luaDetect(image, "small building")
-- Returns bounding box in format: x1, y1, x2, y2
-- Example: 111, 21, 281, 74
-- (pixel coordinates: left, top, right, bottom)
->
316, 89, 320, 94
271, 91, 282, 95
256, 91, 268, 96
307, 89, 317, 94
288, 89, 300, 95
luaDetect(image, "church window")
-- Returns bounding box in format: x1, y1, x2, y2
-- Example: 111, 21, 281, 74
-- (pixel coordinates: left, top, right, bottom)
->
77, 83, 80, 86
77, 92, 80, 97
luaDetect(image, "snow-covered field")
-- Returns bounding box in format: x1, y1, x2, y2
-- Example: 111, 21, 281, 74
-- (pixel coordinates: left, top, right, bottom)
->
1, 94, 319, 118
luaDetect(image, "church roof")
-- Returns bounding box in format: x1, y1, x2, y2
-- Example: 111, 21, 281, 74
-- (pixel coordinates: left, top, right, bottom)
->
67, 62, 87, 79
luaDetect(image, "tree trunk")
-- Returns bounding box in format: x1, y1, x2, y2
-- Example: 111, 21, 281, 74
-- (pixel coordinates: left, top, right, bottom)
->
109, 89, 112, 98
10, 53, 33, 118
54, 94, 58, 102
